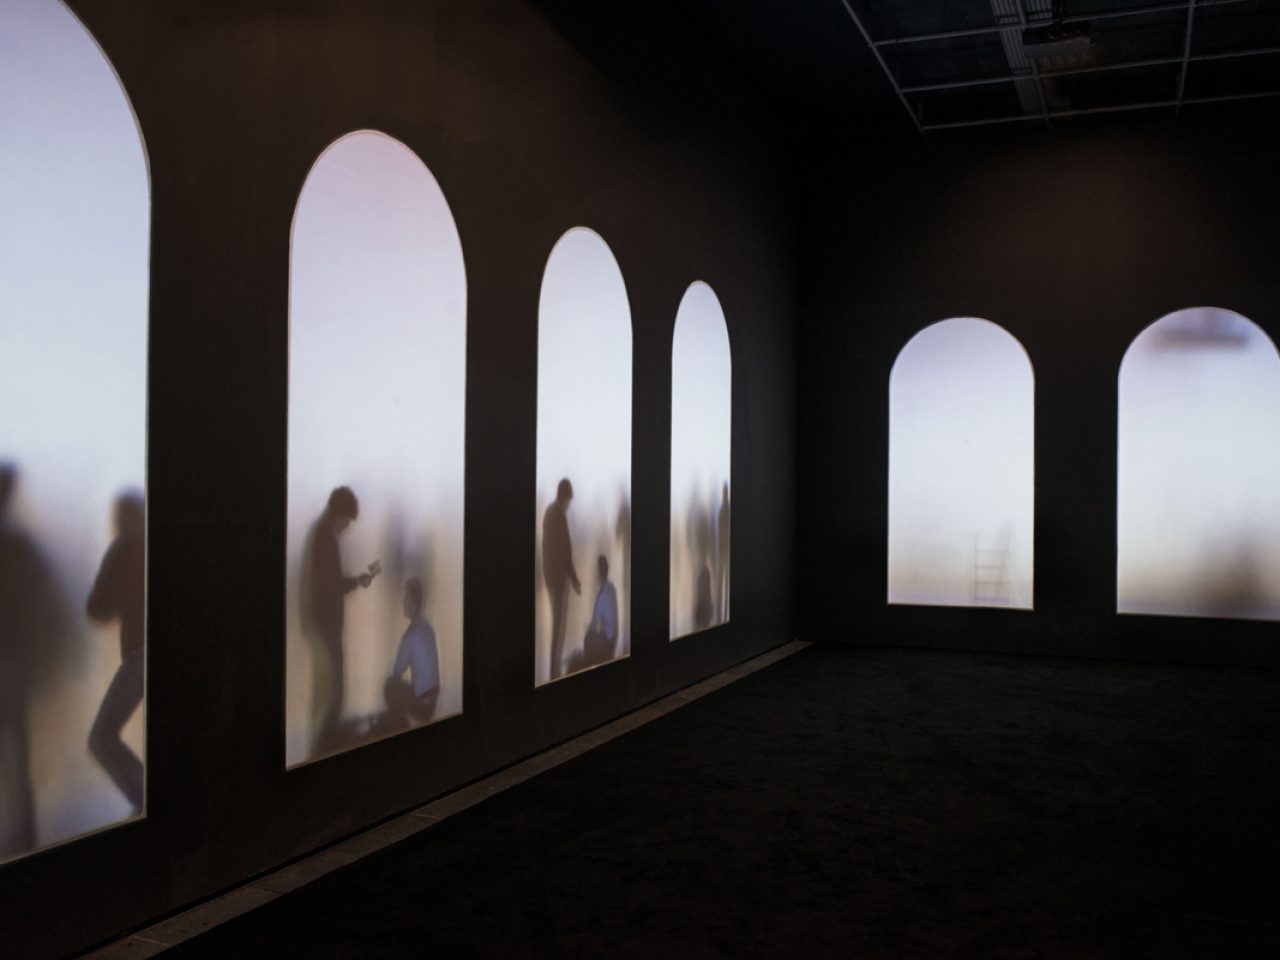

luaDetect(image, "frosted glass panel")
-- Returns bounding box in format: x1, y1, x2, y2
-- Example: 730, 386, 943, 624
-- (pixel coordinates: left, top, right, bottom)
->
1117, 307, 1280, 620
888, 318, 1034, 610
535, 228, 631, 685
286, 131, 466, 766
670, 282, 731, 640
1, 0, 149, 862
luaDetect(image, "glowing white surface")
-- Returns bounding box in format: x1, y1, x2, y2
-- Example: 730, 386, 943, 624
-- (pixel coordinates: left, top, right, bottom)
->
534, 228, 632, 685
888, 318, 1034, 610
669, 282, 731, 639
286, 131, 466, 765
1117, 307, 1280, 620
0, 0, 148, 859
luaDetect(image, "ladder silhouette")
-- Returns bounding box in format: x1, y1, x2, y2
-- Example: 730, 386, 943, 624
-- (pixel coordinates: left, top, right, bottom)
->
972, 526, 1014, 606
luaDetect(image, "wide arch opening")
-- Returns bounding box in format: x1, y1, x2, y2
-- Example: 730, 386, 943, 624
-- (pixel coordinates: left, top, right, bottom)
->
1117, 306, 1280, 620
1, 0, 150, 862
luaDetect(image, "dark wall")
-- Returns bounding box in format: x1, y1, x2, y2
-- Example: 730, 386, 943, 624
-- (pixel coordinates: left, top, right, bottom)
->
799, 112, 1280, 668
1, 2, 797, 956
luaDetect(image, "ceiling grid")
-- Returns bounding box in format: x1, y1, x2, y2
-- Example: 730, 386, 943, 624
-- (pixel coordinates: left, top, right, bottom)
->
833, 0, 1280, 132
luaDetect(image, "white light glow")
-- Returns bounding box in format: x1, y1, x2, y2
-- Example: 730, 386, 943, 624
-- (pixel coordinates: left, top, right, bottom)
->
286, 131, 466, 766
535, 228, 632, 685
1117, 307, 1280, 620
888, 318, 1034, 610
0, 0, 148, 861
670, 282, 731, 639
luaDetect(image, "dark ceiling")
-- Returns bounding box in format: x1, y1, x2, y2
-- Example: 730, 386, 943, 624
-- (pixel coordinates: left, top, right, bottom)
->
534, 0, 1280, 139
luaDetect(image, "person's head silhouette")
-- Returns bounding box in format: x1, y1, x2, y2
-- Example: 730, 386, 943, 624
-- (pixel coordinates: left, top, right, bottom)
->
114, 491, 144, 538
327, 486, 359, 534
403, 577, 425, 619
556, 478, 573, 508
597, 554, 608, 583
0, 463, 14, 518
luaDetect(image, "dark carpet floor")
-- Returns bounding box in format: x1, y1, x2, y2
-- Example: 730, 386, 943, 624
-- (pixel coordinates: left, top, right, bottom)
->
158, 643, 1280, 959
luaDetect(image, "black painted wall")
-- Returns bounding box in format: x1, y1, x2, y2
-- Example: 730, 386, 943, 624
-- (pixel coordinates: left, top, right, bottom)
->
1, 2, 797, 957
799, 112, 1280, 669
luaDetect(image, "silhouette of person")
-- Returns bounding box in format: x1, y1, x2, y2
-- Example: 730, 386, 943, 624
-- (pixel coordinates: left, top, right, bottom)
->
717, 483, 730, 622
384, 577, 439, 728
301, 486, 374, 756
0, 465, 64, 857
694, 563, 713, 631
580, 554, 618, 670
87, 491, 146, 814
541, 478, 580, 680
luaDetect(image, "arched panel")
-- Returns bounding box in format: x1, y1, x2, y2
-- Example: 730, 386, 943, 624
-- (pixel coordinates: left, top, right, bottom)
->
887, 318, 1034, 610
669, 281, 732, 640
0, 0, 149, 861
286, 130, 467, 766
535, 228, 632, 685
1117, 307, 1280, 620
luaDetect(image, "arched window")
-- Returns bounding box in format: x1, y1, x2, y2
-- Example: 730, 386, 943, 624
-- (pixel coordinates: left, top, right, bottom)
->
535, 228, 632, 685
286, 131, 466, 766
1117, 307, 1280, 620
0, 0, 149, 861
669, 282, 731, 640
888, 318, 1034, 610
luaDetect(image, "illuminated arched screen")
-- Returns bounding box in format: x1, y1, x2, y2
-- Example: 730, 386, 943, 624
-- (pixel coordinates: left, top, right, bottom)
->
888, 318, 1034, 610
535, 228, 632, 685
286, 131, 466, 766
1, 0, 149, 862
1118, 307, 1280, 620
670, 281, 731, 640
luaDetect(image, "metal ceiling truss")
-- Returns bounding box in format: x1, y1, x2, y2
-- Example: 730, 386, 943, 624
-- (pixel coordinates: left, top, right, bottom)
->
838, 0, 1280, 135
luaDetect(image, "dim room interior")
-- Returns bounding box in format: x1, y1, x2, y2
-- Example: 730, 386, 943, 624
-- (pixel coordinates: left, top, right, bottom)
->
3, 0, 1280, 957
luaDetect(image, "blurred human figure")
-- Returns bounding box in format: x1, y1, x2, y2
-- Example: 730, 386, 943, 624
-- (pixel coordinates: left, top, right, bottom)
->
687, 497, 714, 632
301, 486, 374, 756
542, 478, 580, 680
580, 555, 618, 671
0, 465, 62, 857
717, 483, 730, 622
615, 493, 631, 621
384, 577, 439, 728
694, 563, 713, 631
87, 491, 145, 814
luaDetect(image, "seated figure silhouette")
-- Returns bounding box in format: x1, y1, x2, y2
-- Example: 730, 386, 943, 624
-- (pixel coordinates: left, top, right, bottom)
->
383, 577, 439, 729
541, 478, 580, 680
568, 555, 618, 675
300, 486, 374, 757
87, 491, 146, 814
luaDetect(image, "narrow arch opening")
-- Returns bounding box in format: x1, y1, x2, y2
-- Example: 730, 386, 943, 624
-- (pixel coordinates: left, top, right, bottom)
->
670, 281, 732, 640
535, 228, 632, 685
286, 130, 467, 766
887, 317, 1035, 610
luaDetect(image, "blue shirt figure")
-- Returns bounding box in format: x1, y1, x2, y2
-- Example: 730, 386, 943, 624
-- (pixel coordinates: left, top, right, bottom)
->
392, 614, 439, 697
578, 555, 619, 673
591, 580, 618, 643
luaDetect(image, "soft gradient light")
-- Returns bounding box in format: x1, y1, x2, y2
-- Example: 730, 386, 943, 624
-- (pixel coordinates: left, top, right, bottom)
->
670, 281, 731, 639
0, 0, 148, 861
1118, 307, 1280, 620
888, 318, 1034, 610
535, 228, 632, 685
286, 130, 466, 766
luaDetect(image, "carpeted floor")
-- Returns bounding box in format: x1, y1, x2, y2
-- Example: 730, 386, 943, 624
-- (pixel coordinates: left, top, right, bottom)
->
158, 643, 1280, 959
